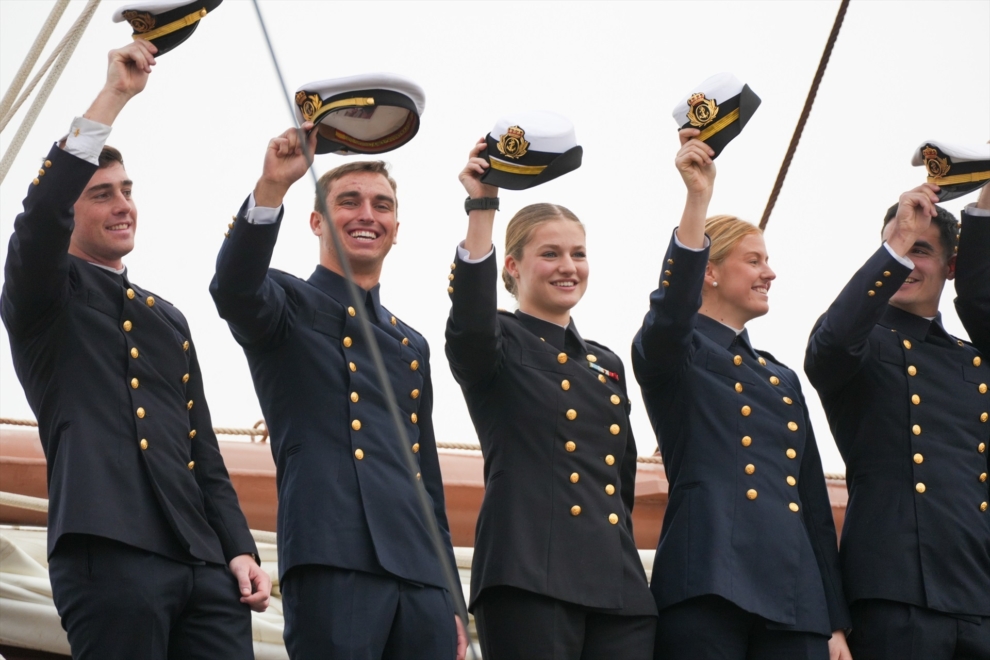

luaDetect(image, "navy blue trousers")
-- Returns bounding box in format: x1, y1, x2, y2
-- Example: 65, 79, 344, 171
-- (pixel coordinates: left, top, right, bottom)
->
48, 534, 253, 660
281, 565, 456, 660
849, 599, 990, 660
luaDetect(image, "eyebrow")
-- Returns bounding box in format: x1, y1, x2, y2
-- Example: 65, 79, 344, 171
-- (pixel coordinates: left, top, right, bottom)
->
335, 191, 395, 205
912, 240, 935, 252
84, 180, 133, 195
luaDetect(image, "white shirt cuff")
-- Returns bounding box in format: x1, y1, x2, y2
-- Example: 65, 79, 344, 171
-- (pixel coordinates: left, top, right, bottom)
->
456, 241, 494, 264
964, 202, 990, 218
673, 229, 710, 252
883, 241, 915, 269
245, 192, 281, 225
61, 117, 112, 165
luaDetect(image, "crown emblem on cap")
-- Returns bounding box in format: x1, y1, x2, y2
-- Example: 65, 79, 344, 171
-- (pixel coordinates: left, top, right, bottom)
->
923, 145, 951, 179
686, 93, 719, 128
122, 10, 156, 34
295, 91, 323, 122
496, 126, 530, 160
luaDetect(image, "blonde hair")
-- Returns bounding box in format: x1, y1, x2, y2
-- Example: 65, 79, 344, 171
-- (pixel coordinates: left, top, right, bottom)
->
705, 214, 761, 265
502, 203, 584, 297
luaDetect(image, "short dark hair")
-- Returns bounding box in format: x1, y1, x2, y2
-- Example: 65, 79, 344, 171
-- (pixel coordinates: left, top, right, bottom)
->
314, 161, 397, 213
98, 145, 124, 169
882, 202, 958, 262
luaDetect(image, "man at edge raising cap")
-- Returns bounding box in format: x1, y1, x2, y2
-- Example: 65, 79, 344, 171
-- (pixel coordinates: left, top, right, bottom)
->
805, 181, 990, 659
1, 41, 269, 659
210, 124, 467, 659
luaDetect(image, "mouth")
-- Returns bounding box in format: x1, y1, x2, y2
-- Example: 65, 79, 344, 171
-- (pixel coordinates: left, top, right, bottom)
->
348, 229, 380, 243
551, 280, 578, 289
753, 284, 770, 295
105, 222, 132, 233
904, 277, 919, 284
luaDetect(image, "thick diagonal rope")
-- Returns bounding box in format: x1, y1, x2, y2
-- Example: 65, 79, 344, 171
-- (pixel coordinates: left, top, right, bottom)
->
759, 0, 850, 231
0, 0, 102, 186
248, 2, 475, 654
0, 0, 70, 122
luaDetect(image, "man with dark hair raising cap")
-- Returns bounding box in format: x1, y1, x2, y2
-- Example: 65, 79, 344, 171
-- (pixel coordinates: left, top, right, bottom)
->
1, 41, 269, 659
805, 181, 990, 659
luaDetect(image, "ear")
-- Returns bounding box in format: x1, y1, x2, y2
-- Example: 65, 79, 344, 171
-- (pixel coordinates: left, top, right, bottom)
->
504, 254, 520, 281
704, 261, 719, 288
309, 211, 324, 236
392, 220, 400, 246
945, 252, 957, 281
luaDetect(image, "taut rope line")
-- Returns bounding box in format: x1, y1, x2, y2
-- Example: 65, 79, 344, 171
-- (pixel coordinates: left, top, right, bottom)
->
0, 0, 70, 122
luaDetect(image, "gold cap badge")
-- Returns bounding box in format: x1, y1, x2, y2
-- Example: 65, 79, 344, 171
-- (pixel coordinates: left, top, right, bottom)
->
497, 126, 530, 160
687, 92, 719, 128
923, 146, 951, 178
296, 91, 323, 122
123, 10, 156, 33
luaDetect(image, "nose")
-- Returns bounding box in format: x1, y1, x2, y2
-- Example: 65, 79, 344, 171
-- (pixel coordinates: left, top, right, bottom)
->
110, 189, 131, 213
763, 264, 777, 281
558, 253, 577, 273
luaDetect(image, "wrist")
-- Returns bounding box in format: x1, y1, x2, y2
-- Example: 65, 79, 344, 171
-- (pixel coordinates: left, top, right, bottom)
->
465, 196, 499, 215
254, 179, 289, 208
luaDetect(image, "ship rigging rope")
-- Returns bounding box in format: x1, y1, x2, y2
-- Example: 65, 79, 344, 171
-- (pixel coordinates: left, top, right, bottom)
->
758, 0, 850, 231
0, 0, 70, 123
0, 0, 102, 186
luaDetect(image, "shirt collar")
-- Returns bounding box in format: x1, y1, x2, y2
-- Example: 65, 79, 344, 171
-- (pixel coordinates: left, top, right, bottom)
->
308, 265, 383, 321
696, 313, 755, 353
515, 311, 590, 355
879, 305, 945, 342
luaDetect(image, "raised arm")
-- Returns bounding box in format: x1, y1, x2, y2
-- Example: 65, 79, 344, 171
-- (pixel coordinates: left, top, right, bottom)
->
954, 182, 990, 354
445, 139, 504, 389
210, 124, 317, 349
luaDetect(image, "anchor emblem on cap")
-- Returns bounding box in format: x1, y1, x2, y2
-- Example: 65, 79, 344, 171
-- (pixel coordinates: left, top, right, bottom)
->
686, 92, 719, 128
922, 146, 951, 178
295, 92, 323, 122
122, 10, 156, 33
497, 126, 530, 160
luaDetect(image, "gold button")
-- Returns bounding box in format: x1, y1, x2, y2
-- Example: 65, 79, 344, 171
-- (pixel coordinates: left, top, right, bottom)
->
410, 360, 419, 371
140, 439, 148, 450
347, 306, 356, 317
126, 288, 136, 299
605, 454, 615, 466
410, 389, 420, 399
609, 423, 621, 435
188, 430, 196, 439
733, 355, 743, 366
746, 489, 758, 500
741, 405, 751, 417
565, 441, 576, 452
412, 443, 420, 453
557, 353, 568, 364
130, 378, 139, 389
668, 258, 674, 265
44, 160, 51, 167
978, 443, 986, 453
868, 290, 875, 297
883, 270, 891, 277
448, 287, 454, 294
662, 280, 670, 288
566, 409, 577, 420
735, 383, 744, 393
903, 339, 912, 349
390, 316, 397, 325
876, 281, 884, 288
789, 502, 800, 512
402, 337, 409, 346
916, 482, 926, 494
32, 178, 40, 186
981, 412, 988, 422
349, 362, 357, 372
787, 421, 798, 431
571, 505, 582, 516
350, 392, 359, 402
959, 340, 965, 347
187, 461, 195, 470
609, 513, 619, 525
980, 383, 988, 394
974, 357, 982, 367
187, 400, 194, 410
605, 484, 615, 495
978, 473, 986, 482
769, 376, 780, 386
665, 270, 672, 276
410, 413, 418, 424
786, 476, 797, 486
450, 263, 456, 270
181, 373, 190, 384
561, 379, 570, 391
122, 320, 132, 332
130, 347, 139, 359
351, 419, 361, 431
912, 424, 921, 435
146, 296, 155, 307
416, 472, 421, 480
914, 453, 924, 464
912, 394, 921, 405
908, 365, 917, 376
136, 407, 145, 418
343, 336, 353, 348
570, 473, 579, 483
355, 449, 364, 460
741, 436, 752, 447
981, 502, 988, 512
587, 355, 598, 363
228, 222, 234, 229
448, 273, 455, 281
744, 464, 755, 475
598, 374, 607, 384
758, 357, 767, 366
782, 397, 793, 405
786, 448, 797, 459
183, 341, 189, 351
610, 394, 620, 405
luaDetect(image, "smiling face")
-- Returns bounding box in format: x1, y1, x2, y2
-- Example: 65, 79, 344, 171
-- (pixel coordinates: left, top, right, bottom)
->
505, 218, 588, 324
310, 171, 399, 285
704, 232, 776, 328
888, 222, 955, 317
68, 163, 137, 269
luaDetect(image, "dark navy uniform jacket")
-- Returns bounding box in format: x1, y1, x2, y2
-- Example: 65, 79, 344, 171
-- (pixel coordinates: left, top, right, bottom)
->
805, 211, 990, 618
210, 199, 456, 588
445, 250, 656, 616
632, 231, 850, 635
1, 145, 257, 565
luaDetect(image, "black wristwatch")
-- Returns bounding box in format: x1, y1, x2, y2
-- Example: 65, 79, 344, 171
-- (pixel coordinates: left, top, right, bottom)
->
465, 196, 500, 215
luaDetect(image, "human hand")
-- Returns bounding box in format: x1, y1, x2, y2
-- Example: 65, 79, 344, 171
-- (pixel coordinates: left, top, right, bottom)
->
976, 139, 990, 211
828, 629, 853, 660
455, 614, 468, 660
228, 554, 271, 613
104, 40, 157, 99
675, 128, 716, 199
254, 123, 318, 208
883, 183, 940, 256
459, 138, 499, 200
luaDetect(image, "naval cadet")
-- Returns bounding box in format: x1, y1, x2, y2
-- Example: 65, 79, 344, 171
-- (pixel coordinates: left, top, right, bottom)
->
446, 119, 657, 660
210, 76, 466, 660
804, 147, 990, 659
632, 128, 851, 660
1, 40, 268, 659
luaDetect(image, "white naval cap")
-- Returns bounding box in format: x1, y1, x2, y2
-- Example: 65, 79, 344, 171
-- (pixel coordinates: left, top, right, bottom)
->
480, 110, 583, 191
912, 141, 990, 201
113, 0, 222, 55
671, 72, 761, 158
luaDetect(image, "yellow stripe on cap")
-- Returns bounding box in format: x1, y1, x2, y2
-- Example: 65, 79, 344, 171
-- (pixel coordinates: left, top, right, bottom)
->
927, 170, 990, 186
132, 8, 207, 43
698, 107, 740, 142
312, 97, 376, 124
489, 158, 548, 176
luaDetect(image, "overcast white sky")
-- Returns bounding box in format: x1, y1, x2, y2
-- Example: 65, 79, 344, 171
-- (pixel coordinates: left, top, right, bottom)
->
1, 0, 988, 474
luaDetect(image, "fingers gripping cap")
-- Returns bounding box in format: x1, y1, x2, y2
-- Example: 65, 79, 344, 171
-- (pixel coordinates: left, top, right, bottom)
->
294, 73, 426, 156
671, 72, 761, 158
480, 110, 583, 191
113, 0, 223, 56
911, 140, 990, 201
